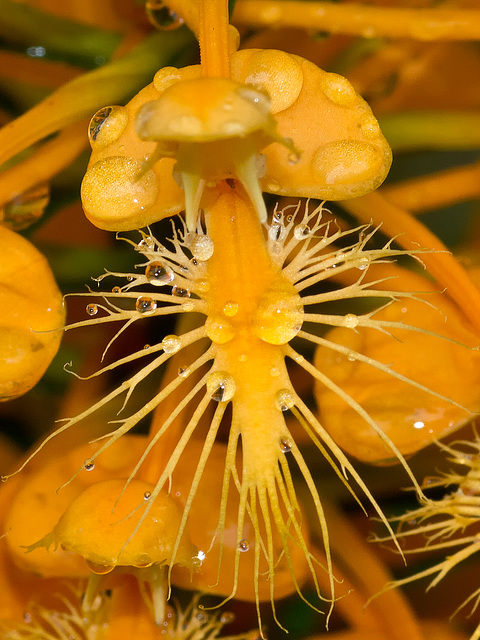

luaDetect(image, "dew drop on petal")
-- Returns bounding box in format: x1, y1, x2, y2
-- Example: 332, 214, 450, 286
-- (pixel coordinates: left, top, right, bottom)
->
207, 371, 236, 402
294, 224, 311, 240
88, 106, 128, 147
220, 612, 235, 624
178, 366, 190, 377
223, 300, 239, 317
190, 234, 214, 261
253, 279, 303, 345
3, 183, 50, 231
136, 296, 157, 314
145, 261, 174, 285
172, 285, 191, 298
144, 491, 152, 500
347, 352, 356, 362
84, 460, 95, 471
137, 236, 156, 253
161, 334, 181, 354
145, 0, 184, 30
279, 438, 292, 453
205, 315, 236, 344
275, 389, 295, 412
237, 538, 250, 552
86, 303, 98, 316
85, 560, 115, 575
343, 313, 359, 329
112, 286, 121, 294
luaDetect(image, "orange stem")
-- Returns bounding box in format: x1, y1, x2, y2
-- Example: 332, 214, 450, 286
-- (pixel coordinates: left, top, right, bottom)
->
233, 1, 480, 41
324, 501, 425, 640
381, 160, 480, 214
341, 191, 480, 335
199, 0, 231, 77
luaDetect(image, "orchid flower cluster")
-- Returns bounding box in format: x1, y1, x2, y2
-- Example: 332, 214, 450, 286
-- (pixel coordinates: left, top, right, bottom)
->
1, 1, 480, 640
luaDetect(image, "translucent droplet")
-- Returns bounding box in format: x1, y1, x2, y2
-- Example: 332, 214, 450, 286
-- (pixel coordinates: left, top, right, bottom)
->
3, 183, 50, 231
190, 234, 214, 261
144, 491, 152, 500
172, 285, 191, 298
207, 371, 236, 402
144, 344, 151, 350
162, 334, 181, 354
357, 257, 369, 270
88, 106, 128, 147
127, 275, 135, 282
270, 367, 280, 378
223, 301, 239, 317
137, 236, 155, 252
343, 313, 359, 329
347, 352, 356, 362
294, 224, 311, 240
145, 261, 174, 285
252, 279, 303, 345
279, 438, 292, 453
237, 538, 250, 552
145, 0, 184, 30
205, 315, 236, 344
136, 296, 157, 314
275, 389, 295, 412
112, 286, 121, 294
220, 612, 235, 624
84, 460, 95, 471
288, 150, 301, 165
86, 303, 98, 316
178, 366, 190, 377
196, 279, 210, 293
85, 560, 115, 575
268, 223, 287, 243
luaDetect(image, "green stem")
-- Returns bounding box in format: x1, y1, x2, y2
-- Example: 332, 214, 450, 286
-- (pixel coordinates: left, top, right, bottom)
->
379, 111, 480, 152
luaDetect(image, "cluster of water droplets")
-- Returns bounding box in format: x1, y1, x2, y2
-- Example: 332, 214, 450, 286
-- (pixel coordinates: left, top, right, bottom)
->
82, 222, 215, 323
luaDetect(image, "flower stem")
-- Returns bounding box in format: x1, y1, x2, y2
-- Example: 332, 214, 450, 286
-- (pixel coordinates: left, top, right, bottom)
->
233, 1, 480, 41
342, 191, 480, 334
199, 0, 231, 77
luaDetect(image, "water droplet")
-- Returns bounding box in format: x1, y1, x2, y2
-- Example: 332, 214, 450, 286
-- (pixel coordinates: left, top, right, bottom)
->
88, 106, 128, 147
207, 371, 236, 402
86, 303, 98, 316
288, 150, 301, 165
3, 183, 50, 231
237, 538, 250, 552
84, 460, 95, 471
270, 367, 280, 377
268, 223, 287, 242
112, 286, 121, 294
343, 313, 359, 329
162, 334, 181, 354
172, 285, 191, 298
294, 224, 311, 240
357, 257, 369, 270
85, 560, 114, 575
220, 612, 235, 624
145, 261, 174, 285
144, 491, 152, 500
182, 300, 195, 312
223, 301, 239, 317
205, 315, 236, 344
275, 389, 295, 412
279, 438, 292, 453
136, 296, 157, 314
196, 279, 210, 293
127, 275, 135, 282
252, 279, 303, 345
178, 366, 190, 377
145, 0, 184, 30
347, 352, 356, 362
137, 236, 155, 252
190, 234, 214, 261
